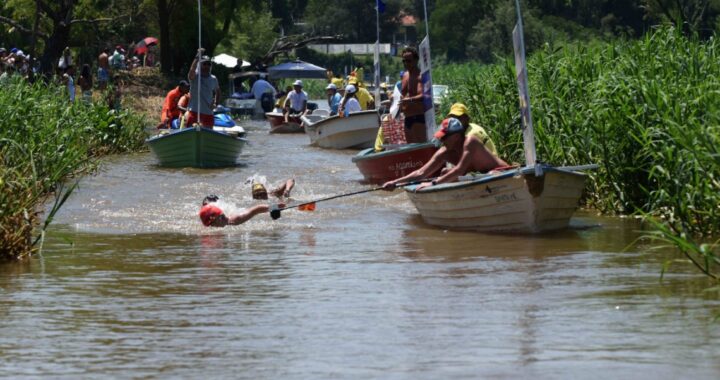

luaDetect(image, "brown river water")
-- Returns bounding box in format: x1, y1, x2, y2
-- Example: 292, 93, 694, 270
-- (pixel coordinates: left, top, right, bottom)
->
1, 118, 719, 378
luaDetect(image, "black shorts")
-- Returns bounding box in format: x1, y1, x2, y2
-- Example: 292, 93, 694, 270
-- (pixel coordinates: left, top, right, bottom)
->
404, 114, 426, 130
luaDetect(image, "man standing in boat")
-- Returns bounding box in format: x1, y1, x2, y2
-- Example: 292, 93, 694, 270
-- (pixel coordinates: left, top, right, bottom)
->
283, 80, 308, 123
187, 49, 221, 128
382, 103, 509, 191
400, 47, 427, 143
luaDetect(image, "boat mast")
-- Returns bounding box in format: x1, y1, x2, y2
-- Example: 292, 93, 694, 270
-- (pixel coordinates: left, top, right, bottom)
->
512, 0, 539, 170
197, 0, 202, 119
374, 0, 381, 106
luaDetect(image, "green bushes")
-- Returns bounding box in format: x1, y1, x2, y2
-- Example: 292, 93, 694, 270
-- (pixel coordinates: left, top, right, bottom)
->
0, 77, 146, 260
436, 27, 720, 277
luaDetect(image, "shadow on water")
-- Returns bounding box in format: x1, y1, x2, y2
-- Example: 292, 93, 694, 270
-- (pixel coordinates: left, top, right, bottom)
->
396, 211, 646, 262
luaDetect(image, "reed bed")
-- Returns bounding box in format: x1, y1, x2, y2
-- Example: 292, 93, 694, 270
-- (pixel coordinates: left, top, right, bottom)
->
435, 27, 719, 277
0, 76, 146, 260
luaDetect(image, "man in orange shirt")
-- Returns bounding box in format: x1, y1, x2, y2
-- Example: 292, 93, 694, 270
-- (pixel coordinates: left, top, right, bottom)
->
157, 80, 190, 129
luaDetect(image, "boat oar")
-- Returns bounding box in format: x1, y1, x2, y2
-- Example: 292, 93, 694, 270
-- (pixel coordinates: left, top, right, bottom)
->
269, 178, 435, 220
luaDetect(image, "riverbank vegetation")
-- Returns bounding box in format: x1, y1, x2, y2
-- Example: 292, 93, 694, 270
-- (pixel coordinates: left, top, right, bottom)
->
434, 27, 720, 278
0, 77, 146, 261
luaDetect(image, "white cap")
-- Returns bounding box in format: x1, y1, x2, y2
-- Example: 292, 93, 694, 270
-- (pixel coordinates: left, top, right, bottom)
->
325, 83, 337, 90
293, 80, 303, 87
345, 84, 357, 94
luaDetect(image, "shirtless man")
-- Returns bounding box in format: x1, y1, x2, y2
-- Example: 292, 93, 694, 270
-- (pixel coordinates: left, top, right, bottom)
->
382, 103, 508, 192
97, 48, 110, 90
400, 47, 427, 143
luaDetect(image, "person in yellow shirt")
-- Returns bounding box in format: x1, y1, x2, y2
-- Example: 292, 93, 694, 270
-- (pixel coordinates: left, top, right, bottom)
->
348, 77, 374, 110
382, 103, 508, 191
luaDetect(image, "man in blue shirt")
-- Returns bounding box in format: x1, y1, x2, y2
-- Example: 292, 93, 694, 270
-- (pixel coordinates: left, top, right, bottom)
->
326, 83, 342, 116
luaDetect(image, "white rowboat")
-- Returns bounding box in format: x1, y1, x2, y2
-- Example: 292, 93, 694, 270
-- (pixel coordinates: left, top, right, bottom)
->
405, 166, 587, 233
302, 110, 379, 149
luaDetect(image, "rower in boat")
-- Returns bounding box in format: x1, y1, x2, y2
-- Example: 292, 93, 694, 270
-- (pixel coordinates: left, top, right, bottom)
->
382, 103, 509, 192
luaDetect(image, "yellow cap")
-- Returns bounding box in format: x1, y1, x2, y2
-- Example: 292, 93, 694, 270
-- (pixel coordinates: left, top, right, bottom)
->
252, 183, 268, 199
448, 103, 468, 117
348, 77, 359, 85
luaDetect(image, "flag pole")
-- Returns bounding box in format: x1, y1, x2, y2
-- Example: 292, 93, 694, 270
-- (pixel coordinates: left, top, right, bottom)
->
374, 0, 381, 105
197, 0, 202, 122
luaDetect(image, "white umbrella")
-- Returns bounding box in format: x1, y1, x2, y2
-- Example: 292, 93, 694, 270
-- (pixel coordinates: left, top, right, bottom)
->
212, 53, 250, 68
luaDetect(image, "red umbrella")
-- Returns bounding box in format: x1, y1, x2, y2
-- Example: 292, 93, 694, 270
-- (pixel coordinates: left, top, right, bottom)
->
134, 37, 159, 54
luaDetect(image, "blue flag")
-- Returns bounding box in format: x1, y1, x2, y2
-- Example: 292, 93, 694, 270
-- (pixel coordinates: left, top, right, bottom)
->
376, 0, 386, 13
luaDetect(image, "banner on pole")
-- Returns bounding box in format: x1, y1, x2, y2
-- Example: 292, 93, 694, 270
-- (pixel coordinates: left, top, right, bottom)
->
374, 41, 381, 105
512, 23, 537, 167
418, 36, 435, 141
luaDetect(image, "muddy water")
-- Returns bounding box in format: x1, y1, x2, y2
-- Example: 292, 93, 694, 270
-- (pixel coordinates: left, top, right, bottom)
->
1, 119, 719, 378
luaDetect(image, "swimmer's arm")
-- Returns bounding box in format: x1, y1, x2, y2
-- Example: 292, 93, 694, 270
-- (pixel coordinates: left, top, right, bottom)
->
227, 204, 269, 225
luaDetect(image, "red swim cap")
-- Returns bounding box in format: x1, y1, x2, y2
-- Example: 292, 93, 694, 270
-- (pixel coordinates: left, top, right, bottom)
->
199, 204, 224, 226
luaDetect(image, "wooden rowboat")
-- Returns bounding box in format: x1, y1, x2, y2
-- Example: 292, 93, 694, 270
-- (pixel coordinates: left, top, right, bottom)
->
266, 112, 303, 133
352, 142, 438, 184
405, 165, 587, 233
302, 110, 379, 149
146, 125, 246, 168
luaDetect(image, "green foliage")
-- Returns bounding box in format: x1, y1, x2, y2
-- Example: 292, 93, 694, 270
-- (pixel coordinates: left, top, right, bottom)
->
304, 0, 402, 42
436, 27, 720, 235
218, 3, 279, 63
0, 77, 146, 260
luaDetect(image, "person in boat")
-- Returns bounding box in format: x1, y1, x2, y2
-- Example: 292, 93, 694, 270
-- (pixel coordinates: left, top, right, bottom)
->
338, 85, 362, 116
326, 83, 342, 116
274, 85, 292, 113
382, 103, 508, 191
156, 80, 190, 129
347, 77, 374, 110
198, 179, 295, 227
283, 80, 308, 123
250, 74, 276, 104
400, 47, 427, 143
187, 49, 221, 128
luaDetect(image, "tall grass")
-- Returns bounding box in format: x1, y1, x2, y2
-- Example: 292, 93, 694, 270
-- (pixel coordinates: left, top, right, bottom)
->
435, 27, 720, 278
0, 76, 146, 260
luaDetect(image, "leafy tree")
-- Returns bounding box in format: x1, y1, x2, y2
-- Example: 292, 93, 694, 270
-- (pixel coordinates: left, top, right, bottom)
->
427, 0, 492, 60
217, 3, 279, 63
304, 0, 402, 42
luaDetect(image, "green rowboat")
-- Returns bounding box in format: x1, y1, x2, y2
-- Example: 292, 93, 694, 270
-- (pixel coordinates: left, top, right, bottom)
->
146, 126, 247, 168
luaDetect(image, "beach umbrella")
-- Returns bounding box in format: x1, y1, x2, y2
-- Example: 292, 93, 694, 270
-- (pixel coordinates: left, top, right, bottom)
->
134, 37, 159, 54
212, 53, 250, 68
268, 60, 327, 79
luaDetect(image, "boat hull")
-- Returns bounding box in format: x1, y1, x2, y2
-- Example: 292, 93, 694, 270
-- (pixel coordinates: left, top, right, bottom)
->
266, 112, 303, 133
146, 126, 246, 168
303, 110, 379, 149
352, 142, 438, 184
405, 166, 587, 233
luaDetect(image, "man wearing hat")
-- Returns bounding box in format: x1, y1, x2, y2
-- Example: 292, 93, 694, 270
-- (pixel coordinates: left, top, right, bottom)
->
382, 103, 508, 191
198, 178, 293, 227
187, 48, 221, 128
326, 83, 342, 116
157, 80, 191, 129
283, 79, 308, 123
347, 76, 374, 111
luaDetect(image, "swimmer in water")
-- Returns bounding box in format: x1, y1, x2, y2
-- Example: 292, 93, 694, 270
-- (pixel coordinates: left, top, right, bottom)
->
198, 179, 295, 227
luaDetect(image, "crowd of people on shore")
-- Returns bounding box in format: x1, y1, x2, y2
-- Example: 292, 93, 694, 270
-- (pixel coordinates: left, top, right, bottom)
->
0, 42, 159, 110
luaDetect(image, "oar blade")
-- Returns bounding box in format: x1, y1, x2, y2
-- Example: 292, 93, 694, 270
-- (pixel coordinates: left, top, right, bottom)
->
298, 202, 316, 211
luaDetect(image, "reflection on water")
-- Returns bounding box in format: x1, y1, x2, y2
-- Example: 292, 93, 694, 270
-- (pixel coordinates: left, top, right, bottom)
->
1, 119, 719, 378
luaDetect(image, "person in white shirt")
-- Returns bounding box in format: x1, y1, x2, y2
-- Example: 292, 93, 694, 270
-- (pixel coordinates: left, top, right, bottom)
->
340, 84, 362, 116
283, 79, 308, 122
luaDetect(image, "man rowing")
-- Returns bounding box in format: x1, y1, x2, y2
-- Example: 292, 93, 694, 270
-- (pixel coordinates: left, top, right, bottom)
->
382, 103, 509, 192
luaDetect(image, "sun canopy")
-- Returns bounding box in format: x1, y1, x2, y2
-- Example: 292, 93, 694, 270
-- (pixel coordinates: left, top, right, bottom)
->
212, 53, 250, 68
268, 60, 327, 79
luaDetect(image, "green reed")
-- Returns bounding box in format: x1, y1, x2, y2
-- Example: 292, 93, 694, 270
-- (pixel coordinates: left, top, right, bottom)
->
435, 27, 720, 278
0, 76, 146, 260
